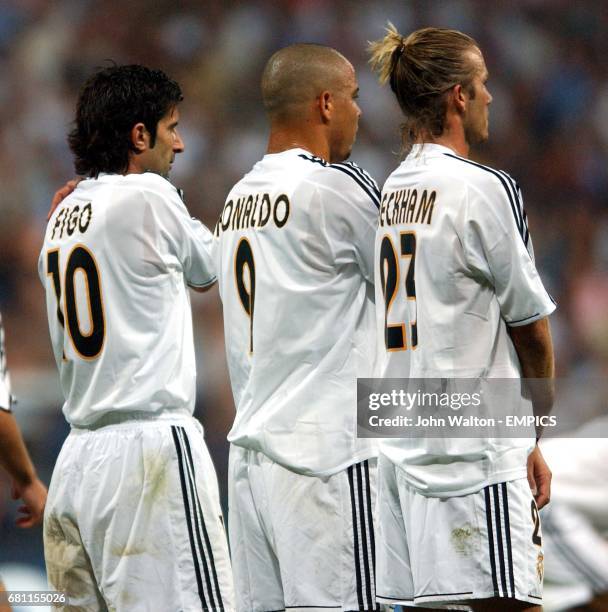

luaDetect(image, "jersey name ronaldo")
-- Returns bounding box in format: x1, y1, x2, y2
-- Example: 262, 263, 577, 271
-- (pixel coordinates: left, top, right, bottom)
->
215, 148, 379, 476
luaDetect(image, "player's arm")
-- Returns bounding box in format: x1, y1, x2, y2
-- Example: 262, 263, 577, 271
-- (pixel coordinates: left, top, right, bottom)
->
463, 177, 556, 378
473, 177, 557, 423
508, 316, 555, 417
150, 183, 217, 290
0, 410, 47, 527
464, 176, 555, 508
509, 317, 554, 509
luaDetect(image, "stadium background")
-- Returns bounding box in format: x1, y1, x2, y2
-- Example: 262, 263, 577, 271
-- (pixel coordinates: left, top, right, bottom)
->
0, 0, 606, 609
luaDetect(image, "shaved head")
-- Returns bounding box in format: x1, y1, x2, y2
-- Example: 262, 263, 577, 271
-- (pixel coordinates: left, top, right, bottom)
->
262, 44, 353, 122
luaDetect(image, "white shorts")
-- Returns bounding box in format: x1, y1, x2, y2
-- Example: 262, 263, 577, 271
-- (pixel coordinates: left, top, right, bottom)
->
228, 445, 378, 612
542, 503, 608, 606
44, 414, 234, 611
376, 455, 543, 608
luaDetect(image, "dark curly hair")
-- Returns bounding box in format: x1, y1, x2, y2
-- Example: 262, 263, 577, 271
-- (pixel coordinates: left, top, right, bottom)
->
68, 64, 183, 177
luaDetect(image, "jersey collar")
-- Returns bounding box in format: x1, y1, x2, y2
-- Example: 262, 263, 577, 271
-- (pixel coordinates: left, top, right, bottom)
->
409, 143, 458, 157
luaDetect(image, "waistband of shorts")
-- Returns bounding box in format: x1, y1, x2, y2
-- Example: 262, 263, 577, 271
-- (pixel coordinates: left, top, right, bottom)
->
69, 409, 194, 432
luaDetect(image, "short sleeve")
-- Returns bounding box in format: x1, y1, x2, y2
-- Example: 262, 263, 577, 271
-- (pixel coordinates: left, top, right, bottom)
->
316, 163, 379, 283
463, 176, 556, 326
146, 185, 217, 288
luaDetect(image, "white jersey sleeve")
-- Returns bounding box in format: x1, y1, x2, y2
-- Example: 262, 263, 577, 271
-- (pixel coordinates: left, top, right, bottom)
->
0, 312, 12, 412
149, 188, 216, 289
321, 161, 379, 283
463, 173, 555, 327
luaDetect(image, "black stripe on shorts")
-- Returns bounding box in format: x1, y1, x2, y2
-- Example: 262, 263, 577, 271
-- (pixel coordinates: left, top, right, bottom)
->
347, 460, 379, 611
485, 484, 515, 599
501, 483, 516, 597
172, 425, 224, 610
181, 428, 224, 609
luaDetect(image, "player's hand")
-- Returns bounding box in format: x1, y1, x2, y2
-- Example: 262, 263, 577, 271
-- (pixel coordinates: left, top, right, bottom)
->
47, 178, 81, 220
11, 477, 47, 528
527, 445, 551, 509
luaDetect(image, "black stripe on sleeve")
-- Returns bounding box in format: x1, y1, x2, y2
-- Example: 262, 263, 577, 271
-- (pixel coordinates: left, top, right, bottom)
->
520, 193, 530, 247
484, 486, 500, 597
297, 153, 380, 209
171, 426, 208, 609
510, 179, 530, 248
443, 153, 528, 248
497, 169, 523, 232
506, 312, 541, 326
328, 164, 380, 209
334, 162, 381, 198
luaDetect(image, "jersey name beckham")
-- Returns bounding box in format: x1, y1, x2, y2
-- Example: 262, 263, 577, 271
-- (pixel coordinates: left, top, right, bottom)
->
375, 144, 556, 496
39, 173, 216, 427
215, 148, 379, 476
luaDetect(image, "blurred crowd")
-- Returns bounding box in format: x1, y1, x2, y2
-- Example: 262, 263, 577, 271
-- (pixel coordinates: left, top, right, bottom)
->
0, 0, 606, 595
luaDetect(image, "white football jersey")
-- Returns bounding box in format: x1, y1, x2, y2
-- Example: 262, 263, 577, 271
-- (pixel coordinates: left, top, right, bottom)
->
0, 312, 12, 411
215, 148, 379, 477
39, 172, 216, 427
375, 144, 556, 496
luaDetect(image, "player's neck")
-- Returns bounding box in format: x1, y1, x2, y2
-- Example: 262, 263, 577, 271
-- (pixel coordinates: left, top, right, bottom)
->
126, 157, 148, 175
422, 130, 470, 158
418, 111, 470, 158
266, 126, 330, 162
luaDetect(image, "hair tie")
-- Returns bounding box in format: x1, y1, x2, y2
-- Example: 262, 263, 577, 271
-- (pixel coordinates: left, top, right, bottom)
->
396, 39, 406, 59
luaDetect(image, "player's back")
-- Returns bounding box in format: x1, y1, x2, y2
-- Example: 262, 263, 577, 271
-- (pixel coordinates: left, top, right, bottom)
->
376, 143, 544, 379
215, 148, 378, 476
39, 172, 214, 427
374, 144, 556, 496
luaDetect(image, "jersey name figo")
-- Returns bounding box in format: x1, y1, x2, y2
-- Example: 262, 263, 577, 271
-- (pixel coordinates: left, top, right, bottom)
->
39, 172, 216, 427
375, 144, 556, 496
215, 148, 379, 476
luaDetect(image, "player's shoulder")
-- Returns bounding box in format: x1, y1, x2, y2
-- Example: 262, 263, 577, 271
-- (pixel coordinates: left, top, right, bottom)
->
72, 172, 182, 203
439, 151, 521, 200
120, 172, 184, 202
440, 152, 530, 243
296, 152, 381, 210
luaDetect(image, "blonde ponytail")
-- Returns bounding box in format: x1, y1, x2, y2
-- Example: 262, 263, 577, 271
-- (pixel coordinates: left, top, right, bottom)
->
368, 25, 479, 150
368, 22, 405, 86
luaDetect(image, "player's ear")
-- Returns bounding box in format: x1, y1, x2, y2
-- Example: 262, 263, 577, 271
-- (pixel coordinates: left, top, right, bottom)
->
318, 91, 332, 123
130, 122, 149, 153
451, 84, 467, 115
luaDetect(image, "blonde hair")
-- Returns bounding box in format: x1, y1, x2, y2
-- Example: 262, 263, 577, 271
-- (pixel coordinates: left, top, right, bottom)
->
369, 24, 479, 151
